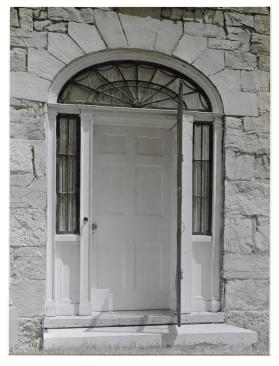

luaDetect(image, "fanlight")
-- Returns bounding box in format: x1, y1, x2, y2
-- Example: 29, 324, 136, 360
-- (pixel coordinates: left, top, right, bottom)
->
58, 61, 212, 111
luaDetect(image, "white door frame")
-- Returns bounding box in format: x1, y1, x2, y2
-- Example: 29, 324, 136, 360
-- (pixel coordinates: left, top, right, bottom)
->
46, 103, 223, 316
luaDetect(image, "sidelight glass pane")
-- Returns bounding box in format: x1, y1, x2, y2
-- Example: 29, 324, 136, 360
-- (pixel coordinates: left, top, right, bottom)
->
192, 122, 212, 235
56, 114, 80, 234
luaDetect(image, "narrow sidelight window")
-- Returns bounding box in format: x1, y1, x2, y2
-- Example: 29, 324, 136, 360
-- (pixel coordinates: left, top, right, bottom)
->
192, 122, 213, 235
56, 114, 80, 234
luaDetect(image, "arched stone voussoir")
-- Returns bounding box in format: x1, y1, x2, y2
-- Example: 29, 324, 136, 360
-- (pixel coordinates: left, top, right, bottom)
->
192, 49, 225, 77
68, 22, 106, 54
48, 33, 85, 64
28, 48, 65, 81
95, 9, 127, 48
118, 13, 160, 50
173, 34, 207, 64
154, 19, 183, 55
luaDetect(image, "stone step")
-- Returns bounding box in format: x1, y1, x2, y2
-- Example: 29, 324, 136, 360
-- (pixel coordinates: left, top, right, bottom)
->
44, 311, 225, 329
44, 323, 257, 350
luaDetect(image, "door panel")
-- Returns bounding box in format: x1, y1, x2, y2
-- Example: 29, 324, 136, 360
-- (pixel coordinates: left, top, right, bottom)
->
91, 125, 172, 311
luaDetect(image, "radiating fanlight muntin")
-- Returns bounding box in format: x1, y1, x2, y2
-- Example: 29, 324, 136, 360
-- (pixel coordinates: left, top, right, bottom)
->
58, 61, 212, 111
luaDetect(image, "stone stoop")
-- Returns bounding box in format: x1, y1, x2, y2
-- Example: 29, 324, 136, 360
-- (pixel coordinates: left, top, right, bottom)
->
44, 323, 257, 350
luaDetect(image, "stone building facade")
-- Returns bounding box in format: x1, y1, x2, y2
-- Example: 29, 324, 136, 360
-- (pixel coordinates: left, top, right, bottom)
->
10, 7, 270, 354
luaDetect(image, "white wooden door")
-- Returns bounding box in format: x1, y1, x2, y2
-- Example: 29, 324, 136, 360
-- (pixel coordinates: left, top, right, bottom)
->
90, 124, 173, 311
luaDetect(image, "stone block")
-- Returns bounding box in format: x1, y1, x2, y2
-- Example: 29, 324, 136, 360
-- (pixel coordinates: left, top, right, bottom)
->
34, 20, 51, 31
10, 102, 46, 140
225, 7, 269, 15
225, 125, 269, 154
95, 9, 127, 48
10, 8, 19, 27
250, 33, 270, 55
258, 92, 270, 114
254, 154, 270, 180
28, 48, 65, 80
10, 208, 46, 247
255, 216, 269, 252
182, 8, 195, 22
46, 22, 67, 33
225, 150, 254, 180
254, 15, 270, 34
225, 311, 269, 355
68, 22, 106, 53
258, 55, 270, 71
10, 48, 26, 72
184, 22, 225, 38
10, 280, 45, 317
19, 8, 33, 32
223, 253, 269, 279
210, 69, 241, 93
162, 8, 183, 20
118, 7, 161, 19
79, 8, 95, 23
224, 12, 254, 28
204, 10, 224, 26
10, 246, 46, 281
222, 92, 259, 116
34, 20, 67, 33
48, 33, 84, 64
10, 72, 50, 102
225, 50, 257, 70
208, 38, 239, 50
119, 13, 160, 49
10, 30, 47, 48
10, 139, 33, 174
10, 174, 47, 209
227, 26, 250, 42
32, 140, 46, 176
33, 8, 47, 20
224, 214, 254, 253
173, 34, 207, 64
225, 279, 269, 311
47, 7, 82, 22
224, 180, 269, 216
241, 70, 269, 92
243, 115, 269, 134
193, 49, 224, 76
224, 116, 242, 129
154, 19, 183, 55
15, 317, 43, 351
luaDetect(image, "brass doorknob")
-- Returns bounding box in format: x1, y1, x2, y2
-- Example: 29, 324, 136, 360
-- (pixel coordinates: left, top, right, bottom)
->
92, 223, 98, 232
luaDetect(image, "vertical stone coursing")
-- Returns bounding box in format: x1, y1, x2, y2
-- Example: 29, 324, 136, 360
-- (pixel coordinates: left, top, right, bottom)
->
10, 6, 270, 354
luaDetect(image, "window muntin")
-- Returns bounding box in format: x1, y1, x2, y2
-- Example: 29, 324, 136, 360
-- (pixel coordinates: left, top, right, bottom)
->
192, 122, 213, 235
56, 114, 80, 234
58, 61, 212, 112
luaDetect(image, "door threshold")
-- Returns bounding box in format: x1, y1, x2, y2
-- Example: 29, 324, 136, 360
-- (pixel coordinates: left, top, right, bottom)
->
44, 310, 225, 329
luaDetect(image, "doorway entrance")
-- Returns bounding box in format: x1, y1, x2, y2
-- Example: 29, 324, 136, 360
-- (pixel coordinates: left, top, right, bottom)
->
90, 112, 177, 311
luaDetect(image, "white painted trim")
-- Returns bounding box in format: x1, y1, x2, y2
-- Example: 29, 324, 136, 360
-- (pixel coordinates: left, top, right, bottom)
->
192, 235, 212, 242
181, 113, 193, 314
210, 116, 223, 312
46, 108, 57, 316
55, 235, 80, 243
48, 103, 223, 120
47, 49, 223, 113
79, 110, 92, 315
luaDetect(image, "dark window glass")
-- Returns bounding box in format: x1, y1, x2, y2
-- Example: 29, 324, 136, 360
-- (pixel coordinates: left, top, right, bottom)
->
192, 122, 213, 235
56, 114, 80, 234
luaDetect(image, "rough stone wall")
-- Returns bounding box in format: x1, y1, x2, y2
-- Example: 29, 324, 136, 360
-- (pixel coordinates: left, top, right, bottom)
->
10, 7, 270, 354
